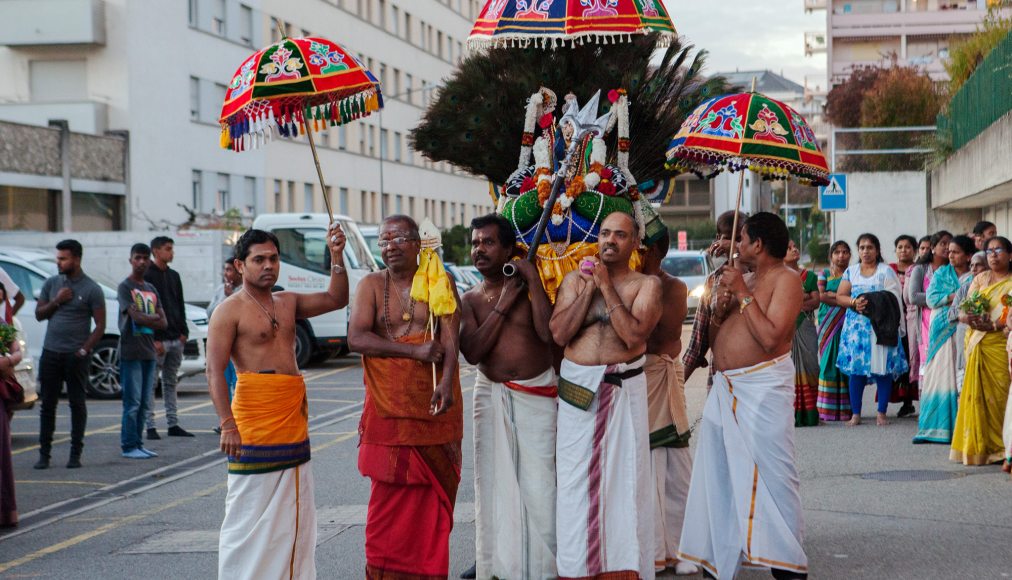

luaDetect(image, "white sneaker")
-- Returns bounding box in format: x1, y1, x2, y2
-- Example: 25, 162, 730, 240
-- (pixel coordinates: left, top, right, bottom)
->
122, 449, 151, 459
139, 447, 159, 458
675, 561, 699, 576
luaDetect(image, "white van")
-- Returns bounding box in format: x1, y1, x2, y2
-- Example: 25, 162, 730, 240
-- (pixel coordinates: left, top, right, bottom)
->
250, 213, 379, 367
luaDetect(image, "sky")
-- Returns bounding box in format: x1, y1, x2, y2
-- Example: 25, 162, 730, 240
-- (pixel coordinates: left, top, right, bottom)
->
664, 0, 829, 91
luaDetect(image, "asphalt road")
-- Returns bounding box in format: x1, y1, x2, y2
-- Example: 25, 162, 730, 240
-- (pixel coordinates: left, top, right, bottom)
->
2, 325, 1011, 579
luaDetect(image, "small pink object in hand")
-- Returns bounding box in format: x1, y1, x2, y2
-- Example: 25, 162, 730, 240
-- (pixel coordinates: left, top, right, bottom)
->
580, 259, 596, 276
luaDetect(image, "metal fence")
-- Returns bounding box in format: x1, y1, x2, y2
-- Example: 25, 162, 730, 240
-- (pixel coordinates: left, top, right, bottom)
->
830, 126, 936, 172
938, 29, 1012, 151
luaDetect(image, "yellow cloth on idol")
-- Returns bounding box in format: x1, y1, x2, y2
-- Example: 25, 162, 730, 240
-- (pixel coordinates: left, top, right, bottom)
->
411, 248, 457, 316
950, 274, 1012, 466
530, 242, 643, 303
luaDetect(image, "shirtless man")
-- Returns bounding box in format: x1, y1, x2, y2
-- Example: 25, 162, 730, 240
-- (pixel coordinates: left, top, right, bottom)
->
641, 230, 698, 576
678, 212, 808, 580
207, 224, 348, 580
348, 215, 463, 579
459, 213, 557, 580
550, 211, 662, 580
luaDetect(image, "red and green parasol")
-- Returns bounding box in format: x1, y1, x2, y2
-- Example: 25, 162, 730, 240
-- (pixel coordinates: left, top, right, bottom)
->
467, 0, 676, 50
666, 87, 829, 265
218, 34, 383, 221
665, 91, 829, 186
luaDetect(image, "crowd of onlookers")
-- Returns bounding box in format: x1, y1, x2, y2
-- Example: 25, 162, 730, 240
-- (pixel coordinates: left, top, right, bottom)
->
0, 237, 202, 529
787, 220, 1012, 475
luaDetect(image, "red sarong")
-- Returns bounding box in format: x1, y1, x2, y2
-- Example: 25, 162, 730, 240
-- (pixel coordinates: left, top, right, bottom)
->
359, 334, 463, 579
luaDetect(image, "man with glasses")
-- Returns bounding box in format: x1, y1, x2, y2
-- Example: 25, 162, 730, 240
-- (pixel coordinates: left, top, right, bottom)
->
348, 215, 463, 580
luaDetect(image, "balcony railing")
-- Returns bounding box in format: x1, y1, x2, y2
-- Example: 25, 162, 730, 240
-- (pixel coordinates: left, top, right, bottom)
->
805, 0, 828, 12
0, 0, 105, 47
805, 31, 828, 55
938, 29, 1012, 151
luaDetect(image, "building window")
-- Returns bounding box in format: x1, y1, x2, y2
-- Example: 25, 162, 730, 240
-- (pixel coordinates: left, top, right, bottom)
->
211, 0, 226, 36
274, 179, 282, 211
392, 6, 400, 35
338, 125, 347, 150
380, 128, 388, 160
188, 0, 198, 26
394, 132, 402, 162
359, 125, 366, 154
339, 187, 349, 215
382, 193, 390, 218
378, 0, 386, 28
211, 83, 227, 122
360, 190, 368, 221
216, 173, 230, 212
368, 125, 375, 157
244, 176, 256, 215
304, 183, 314, 212
239, 4, 253, 45
405, 73, 413, 104
393, 68, 401, 96
287, 181, 296, 212
189, 76, 200, 120
395, 194, 403, 214
379, 63, 387, 89
437, 31, 444, 59
404, 12, 412, 43
192, 170, 202, 209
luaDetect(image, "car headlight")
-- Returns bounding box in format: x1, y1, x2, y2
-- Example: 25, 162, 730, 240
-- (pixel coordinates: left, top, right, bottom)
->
690, 284, 705, 299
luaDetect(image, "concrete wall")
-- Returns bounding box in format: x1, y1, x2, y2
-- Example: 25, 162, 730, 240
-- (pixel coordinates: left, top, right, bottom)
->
931, 111, 1012, 211
831, 171, 929, 263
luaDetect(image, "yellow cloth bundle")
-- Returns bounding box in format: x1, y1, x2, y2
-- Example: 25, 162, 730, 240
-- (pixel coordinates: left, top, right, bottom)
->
410, 248, 457, 316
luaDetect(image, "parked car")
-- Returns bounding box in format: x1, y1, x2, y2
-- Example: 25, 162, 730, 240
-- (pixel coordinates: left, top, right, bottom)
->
660, 250, 716, 316
0, 251, 208, 399
357, 225, 385, 268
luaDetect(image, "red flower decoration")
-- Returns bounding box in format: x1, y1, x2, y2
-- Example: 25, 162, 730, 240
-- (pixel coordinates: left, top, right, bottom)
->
608, 89, 620, 104
539, 113, 554, 129
600, 166, 614, 180
597, 181, 617, 197
520, 176, 536, 193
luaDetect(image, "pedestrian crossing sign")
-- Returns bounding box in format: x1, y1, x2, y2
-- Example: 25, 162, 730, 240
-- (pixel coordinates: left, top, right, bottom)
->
819, 174, 847, 211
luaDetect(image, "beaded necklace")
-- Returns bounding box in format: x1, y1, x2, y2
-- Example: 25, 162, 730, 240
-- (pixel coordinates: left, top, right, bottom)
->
383, 270, 416, 340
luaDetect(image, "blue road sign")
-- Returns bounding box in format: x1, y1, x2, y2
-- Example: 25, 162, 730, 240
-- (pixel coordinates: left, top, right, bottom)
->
819, 174, 847, 211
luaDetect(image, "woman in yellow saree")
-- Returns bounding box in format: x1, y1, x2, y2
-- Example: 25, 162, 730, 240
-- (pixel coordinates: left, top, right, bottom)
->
951, 236, 1012, 466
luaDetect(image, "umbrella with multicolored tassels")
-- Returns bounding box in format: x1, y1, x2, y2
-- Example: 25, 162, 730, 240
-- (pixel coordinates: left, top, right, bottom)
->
666, 84, 830, 264
218, 32, 383, 222
467, 0, 676, 50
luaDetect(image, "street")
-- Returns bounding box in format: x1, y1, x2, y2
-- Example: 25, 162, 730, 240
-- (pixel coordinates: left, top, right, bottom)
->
1, 326, 1011, 579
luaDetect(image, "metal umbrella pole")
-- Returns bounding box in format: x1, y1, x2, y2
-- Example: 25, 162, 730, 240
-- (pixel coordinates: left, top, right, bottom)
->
523, 132, 586, 262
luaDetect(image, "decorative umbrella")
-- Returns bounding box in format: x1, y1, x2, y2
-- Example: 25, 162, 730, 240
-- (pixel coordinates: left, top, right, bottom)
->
219, 32, 383, 222
467, 0, 677, 50
665, 84, 830, 263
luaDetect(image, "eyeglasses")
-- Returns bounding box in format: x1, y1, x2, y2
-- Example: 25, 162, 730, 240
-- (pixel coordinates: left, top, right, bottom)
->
377, 237, 419, 249
986, 248, 1008, 256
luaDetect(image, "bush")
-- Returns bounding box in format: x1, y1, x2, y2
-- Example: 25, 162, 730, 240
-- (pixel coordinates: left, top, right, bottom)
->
945, 12, 1012, 98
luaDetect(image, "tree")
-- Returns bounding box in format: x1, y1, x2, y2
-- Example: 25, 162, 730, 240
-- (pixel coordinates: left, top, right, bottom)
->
859, 67, 941, 171
825, 66, 887, 128
441, 224, 472, 265
410, 34, 730, 187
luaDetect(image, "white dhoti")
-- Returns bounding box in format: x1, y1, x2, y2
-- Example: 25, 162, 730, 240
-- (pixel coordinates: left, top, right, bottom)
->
219, 461, 317, 580
556, 356, 654, 580
644, 354, 693, 572
678, 354, 807, 579
473, 367, 558, 580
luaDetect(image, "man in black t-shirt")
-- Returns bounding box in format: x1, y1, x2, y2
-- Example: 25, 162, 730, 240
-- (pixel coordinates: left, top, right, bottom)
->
143, 236, 194, 439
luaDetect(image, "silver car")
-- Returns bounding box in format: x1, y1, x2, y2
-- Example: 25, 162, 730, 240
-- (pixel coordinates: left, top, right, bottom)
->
661, 250, 716, 316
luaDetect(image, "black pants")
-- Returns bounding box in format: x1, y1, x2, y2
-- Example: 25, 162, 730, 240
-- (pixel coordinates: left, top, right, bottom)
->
38, 350, 89, 458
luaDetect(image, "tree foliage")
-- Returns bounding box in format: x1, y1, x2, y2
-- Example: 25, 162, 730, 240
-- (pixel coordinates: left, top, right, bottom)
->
860, 67, 941, 128
441, 224, 472, 265
825, 66, 886, 128
409, 34, 730, 187
944, 11, 1012, 98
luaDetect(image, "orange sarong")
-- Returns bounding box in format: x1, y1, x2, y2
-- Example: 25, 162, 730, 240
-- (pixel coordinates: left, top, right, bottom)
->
228, 372, 310, 475
359, 334, 463, 579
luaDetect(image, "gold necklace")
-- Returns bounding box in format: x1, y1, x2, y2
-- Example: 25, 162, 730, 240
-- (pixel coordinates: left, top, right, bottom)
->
244, 289, 278, 336
384, 270, 416, 338
480, 280, 502, 304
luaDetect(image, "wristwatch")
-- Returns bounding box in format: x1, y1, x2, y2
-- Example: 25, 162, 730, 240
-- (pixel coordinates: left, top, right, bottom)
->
739, 295, 755, 314
77, 348, 88, 357
331, 263, 346, 275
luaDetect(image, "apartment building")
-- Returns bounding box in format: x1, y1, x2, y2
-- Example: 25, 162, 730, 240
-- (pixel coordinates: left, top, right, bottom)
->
0, 0, 491, 231
805, 0, 992, 86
